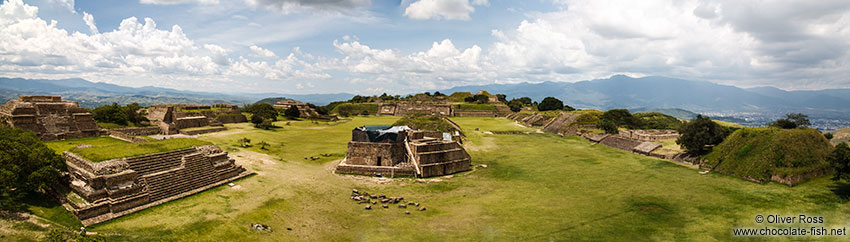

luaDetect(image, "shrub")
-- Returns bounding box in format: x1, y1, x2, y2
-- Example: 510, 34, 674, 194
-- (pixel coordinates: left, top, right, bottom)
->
770, 113, 811, 129
825, 133, 834, 140
245, 103, 277, 121
601, 109, 640, 129
676, 115, 731, 154
91, 103, 148, 126
251, 115, 264, 127
830, 143, 850, 182
507, 100, 523, 112
538, 97, 564, 111
284, 105, 300, 119
597, 119, 618, 134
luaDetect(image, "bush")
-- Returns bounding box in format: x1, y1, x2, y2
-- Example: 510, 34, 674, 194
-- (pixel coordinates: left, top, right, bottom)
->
507, 100, 523, 112
825, 133, 834, 140
676, 115, 731, 154
601, 109, 640, 129
245, 103, 277, 121
251, 115, 264, 127
538, 97, 564, 111
0, 126, 66, 210
597, 119, 618, 134
770, 113, 811, 129
284, 105, 300, 119
91, 103, 148, 126
830, 143, 850, 182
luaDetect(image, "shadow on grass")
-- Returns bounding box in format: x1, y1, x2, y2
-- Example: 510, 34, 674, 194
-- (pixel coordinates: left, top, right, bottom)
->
829, 181, 850, 201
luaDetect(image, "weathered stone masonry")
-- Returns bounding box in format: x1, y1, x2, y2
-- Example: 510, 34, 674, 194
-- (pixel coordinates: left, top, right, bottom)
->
63, 145, 252, 225
0, 96, 106, 141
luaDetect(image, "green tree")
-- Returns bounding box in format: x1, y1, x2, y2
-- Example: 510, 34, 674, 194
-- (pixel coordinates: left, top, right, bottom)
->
597, 119, 619, 134
251, 115, 264, 127
245, 103, 277, 121
830, 143, 850, 182
496, 94, 507, 103
538, 97, 564, 111
601, 109, 640, 128
676, 115, 731, 154
284, 105, 301, 119
507, 99, 523, 112
0, 126, 66, 210
825, 133, 834, 140
515, 97, 532, 106
770, 113, 811, 129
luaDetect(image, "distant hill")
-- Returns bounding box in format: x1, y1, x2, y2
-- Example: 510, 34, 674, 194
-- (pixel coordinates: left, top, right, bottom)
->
0, 77, 354, 108
254, 97, 294, 105
438, 75, 850, 127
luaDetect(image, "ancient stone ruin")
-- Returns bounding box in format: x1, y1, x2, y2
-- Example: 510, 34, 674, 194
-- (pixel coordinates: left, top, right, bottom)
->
376, 102, 510, 117
335, 125, 471, 178
63, 145, 252, 225
273, 100, 338, 120
0, 96, 106, 141
143, 104, 246, 135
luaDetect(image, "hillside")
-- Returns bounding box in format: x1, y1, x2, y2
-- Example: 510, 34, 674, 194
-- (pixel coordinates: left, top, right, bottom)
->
828, 127, 850, 145
253, 97, 294, 105
703, 127, 833, 185
439, 75, 850, 128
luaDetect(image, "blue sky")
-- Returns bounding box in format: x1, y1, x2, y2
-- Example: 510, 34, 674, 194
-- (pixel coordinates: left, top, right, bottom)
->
2, 0, 850, 94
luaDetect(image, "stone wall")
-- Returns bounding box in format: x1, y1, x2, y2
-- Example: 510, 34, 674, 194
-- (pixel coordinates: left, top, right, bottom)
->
179, 126, 227, 135
175, 116, 209, 129
598, 135, 643, 152
453, 110, 497, 117
109, 127, 161, 136
619, 129, 680, 141
0, 96, 106, 141
541, 112, 580, 136
345, 141, 407, 166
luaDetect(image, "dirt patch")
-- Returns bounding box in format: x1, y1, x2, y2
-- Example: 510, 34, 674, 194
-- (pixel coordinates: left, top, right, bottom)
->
467, 136, 496, 152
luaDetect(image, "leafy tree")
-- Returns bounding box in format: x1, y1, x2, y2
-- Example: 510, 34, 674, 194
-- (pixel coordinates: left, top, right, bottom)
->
251, 115, 264, 127
825, 133, 834, 140
91, 103, 148, 126
496, 94, 507, 103
507, 99, 523, 112
597, 119, 619, 134
245, 103, 277, 121
563, 104, 576, 111
284, 105, 301, 119
433, 91, 445, 97
515, 97, 532, 106
830, 143, 850, 182
676, 115, 731, 154
538, 97, 564, 111
770, 113, 811, 129
258, 141, 270, 150
238, 137, 252, 147
463, 96, 477, 103
0, 126, 66, 210
601, 109, 640, 129
473, 94, 490, 103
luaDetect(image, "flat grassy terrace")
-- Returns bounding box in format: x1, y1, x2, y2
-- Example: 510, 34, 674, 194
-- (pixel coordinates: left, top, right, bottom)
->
46, 137, 211, 162
8, 116, 850, 241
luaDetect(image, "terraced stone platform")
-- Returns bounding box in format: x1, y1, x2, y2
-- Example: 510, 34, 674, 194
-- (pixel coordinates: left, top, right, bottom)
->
63, 145, 252, 225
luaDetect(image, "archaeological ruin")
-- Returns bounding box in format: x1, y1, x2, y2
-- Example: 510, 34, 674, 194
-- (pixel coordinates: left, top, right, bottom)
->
63, 145, 252, 225
143, 104, 246, 135
273, 100, 338, 120
335, 125, 471, 178
0, 96, 106, 141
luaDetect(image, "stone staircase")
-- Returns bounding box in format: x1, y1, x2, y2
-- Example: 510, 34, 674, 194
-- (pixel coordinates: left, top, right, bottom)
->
125, 148, 197, 176
142, 152, 217, 202
408, 140, 471, 177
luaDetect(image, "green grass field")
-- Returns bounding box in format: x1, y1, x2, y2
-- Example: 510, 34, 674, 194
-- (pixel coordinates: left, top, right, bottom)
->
9, 116, 850, 241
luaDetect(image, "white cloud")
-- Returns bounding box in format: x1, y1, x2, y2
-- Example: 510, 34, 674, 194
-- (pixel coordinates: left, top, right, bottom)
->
139, 0, 220, 5
51, 0, 74, 13
404, 0, 487, 20
249, 45, 277, 58
82, 11, 97, 34
245, 0, 371, 14
0, 0, 330, 92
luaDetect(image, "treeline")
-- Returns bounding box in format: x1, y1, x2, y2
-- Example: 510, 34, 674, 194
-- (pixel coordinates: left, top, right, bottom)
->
90, 103, 149, 126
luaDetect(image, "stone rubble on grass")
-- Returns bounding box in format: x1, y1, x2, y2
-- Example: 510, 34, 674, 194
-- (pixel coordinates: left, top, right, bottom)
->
351, 189, 425, 214
252, 224, 271, 232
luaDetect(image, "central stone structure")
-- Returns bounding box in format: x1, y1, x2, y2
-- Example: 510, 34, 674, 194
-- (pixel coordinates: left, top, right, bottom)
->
143, 104, 246, 135
63, 145, 252, 225
335, 125, 471, 178
0, 96, 106, 141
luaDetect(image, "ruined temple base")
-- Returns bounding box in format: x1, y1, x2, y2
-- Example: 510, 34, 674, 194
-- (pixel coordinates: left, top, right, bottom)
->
73, 170, 254, 226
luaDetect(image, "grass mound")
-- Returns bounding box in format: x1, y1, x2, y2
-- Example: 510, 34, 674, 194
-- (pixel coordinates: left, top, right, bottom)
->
70, 138, 211, 162
633, 112, 683, 130
704, 127, 833, 182
392, 113, 455, 132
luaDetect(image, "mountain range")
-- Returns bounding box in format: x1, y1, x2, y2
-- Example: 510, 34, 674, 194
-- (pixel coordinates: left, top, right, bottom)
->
2, 75, 849, 129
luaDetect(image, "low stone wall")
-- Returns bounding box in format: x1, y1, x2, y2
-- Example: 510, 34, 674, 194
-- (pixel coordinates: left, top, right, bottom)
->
110, 127, 161, 136
215, 115, 247, 124
619, 129, 680, 142
541, 112, 580, 136
178, 126, 226, 135
598, 135, 643, 152
346, 141, 407, 166
770, 168, 832, 186
335, 161, 416, 177
108, 130, 149, 143
420, 159, 471, 177
453, 110, 497, 117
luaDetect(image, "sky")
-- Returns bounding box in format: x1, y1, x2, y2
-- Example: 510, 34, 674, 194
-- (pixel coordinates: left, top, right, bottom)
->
1, 0, 849, 95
